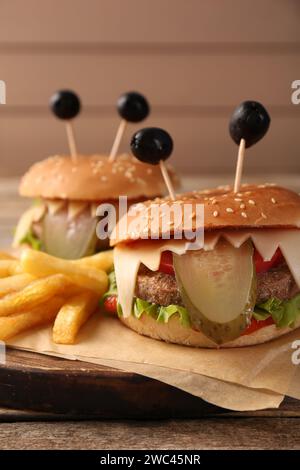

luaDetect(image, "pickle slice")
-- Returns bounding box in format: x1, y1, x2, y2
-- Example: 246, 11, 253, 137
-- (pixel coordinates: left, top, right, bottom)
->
42, 210, 98, 259
173, 240, 256, 344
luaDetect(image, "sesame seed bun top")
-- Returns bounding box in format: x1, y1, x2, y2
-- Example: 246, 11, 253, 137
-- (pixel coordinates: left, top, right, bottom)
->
111, 184, 300, 245
19, 154, 180, 201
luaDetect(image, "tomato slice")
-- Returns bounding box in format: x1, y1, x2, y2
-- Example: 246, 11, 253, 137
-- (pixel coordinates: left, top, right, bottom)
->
103, 296, 118, 314
242, 316, 274, 336
159, 247, 283, 276
253, 247, 283, 274
158, 251, 175, 275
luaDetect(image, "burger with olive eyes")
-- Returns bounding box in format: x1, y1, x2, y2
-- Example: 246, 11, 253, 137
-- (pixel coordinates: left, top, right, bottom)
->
13, 154, 179, 259
106, 184, 300, 348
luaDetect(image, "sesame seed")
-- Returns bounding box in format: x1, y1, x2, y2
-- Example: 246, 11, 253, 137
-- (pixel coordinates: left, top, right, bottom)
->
261, 212, 267, 219
234, 198, 242, 202
147, 168, 153, 175
226, 207, 234, 213
237, 193, 243, 197
240, 203, 246, 209
213, 211, 219, 217
271, 198, 277, 204
241, 212, 247, 218
211, 199, 217, 205
258, 184, 266, 188
244, 191, 252, 195
248, 199, 255, 205
136, 177, 146, 186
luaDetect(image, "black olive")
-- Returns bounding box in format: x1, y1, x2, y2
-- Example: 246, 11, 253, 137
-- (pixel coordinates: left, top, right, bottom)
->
131, 127, 173, 164
50, 90, 81, 120
229, 101, 271, 148
117, 92, 150, 123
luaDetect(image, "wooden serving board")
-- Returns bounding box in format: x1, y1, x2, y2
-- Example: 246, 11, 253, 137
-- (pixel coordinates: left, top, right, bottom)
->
0, 348, 299, 419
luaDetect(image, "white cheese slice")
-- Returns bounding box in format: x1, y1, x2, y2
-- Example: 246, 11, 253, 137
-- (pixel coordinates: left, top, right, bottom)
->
114, 240, 191, 317
263, 230, 300, 289
67, 201, 88, 221
114, 229, 300, 317
46, 199, 66, 215
91, 203, 99, 218
47, 200, 89, 221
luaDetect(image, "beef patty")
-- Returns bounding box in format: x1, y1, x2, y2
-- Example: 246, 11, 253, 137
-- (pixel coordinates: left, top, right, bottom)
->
135, 263, 299, 307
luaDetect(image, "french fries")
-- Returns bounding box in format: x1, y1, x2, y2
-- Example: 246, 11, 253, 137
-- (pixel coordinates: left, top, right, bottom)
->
0, 247, 114, 343
0, 297, 64, 341
0, 252, 15, 260
20, 249, 108, 295
0, 273, 35, 297
74, 250, 114, 273
53, 291, 99, 344
0, 260, 22, 277
0, 274, 74, 317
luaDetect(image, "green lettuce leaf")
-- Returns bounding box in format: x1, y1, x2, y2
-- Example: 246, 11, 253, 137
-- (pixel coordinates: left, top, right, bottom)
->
20, 229, 42, 251
134, 298, 159, 319
133, 297, 190, 327
100, 271, 118, 304
157, 304, 191, 327
254, 294, 300, 328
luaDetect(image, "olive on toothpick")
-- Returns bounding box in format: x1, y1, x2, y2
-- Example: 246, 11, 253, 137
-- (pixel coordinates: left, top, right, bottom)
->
229, 101, 271, 193
109, 91, 150, 162
50, 90, 81, 120
229, 101, 270, 148
50, 90, 81, 160
131, 127, 175, 200
117, 92, 150, 123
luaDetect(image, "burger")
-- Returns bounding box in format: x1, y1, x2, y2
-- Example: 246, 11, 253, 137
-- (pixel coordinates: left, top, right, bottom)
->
13, 154, 179, 259
106, 184, 300, 348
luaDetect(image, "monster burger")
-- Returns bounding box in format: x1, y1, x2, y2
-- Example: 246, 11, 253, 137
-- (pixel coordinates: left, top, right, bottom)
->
104, 117, 300, 347
109, 183, 300, 347
13, 91, 179, 258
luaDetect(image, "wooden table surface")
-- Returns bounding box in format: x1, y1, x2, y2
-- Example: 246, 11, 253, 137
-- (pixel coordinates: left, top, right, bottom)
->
0, 176, 299, 450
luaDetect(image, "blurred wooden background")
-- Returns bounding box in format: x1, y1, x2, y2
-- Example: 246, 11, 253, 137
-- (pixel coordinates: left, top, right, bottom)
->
0, 0, 299, 176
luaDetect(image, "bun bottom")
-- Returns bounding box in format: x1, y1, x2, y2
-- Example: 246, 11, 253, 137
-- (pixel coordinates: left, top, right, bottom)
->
120, 314, 300, 348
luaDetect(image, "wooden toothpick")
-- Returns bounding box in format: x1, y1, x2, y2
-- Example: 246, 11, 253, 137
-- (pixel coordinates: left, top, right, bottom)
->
66, 121, 78, 162
109, 119, 127, 162
160, 161, 176, 200
233, 138, 246, 193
